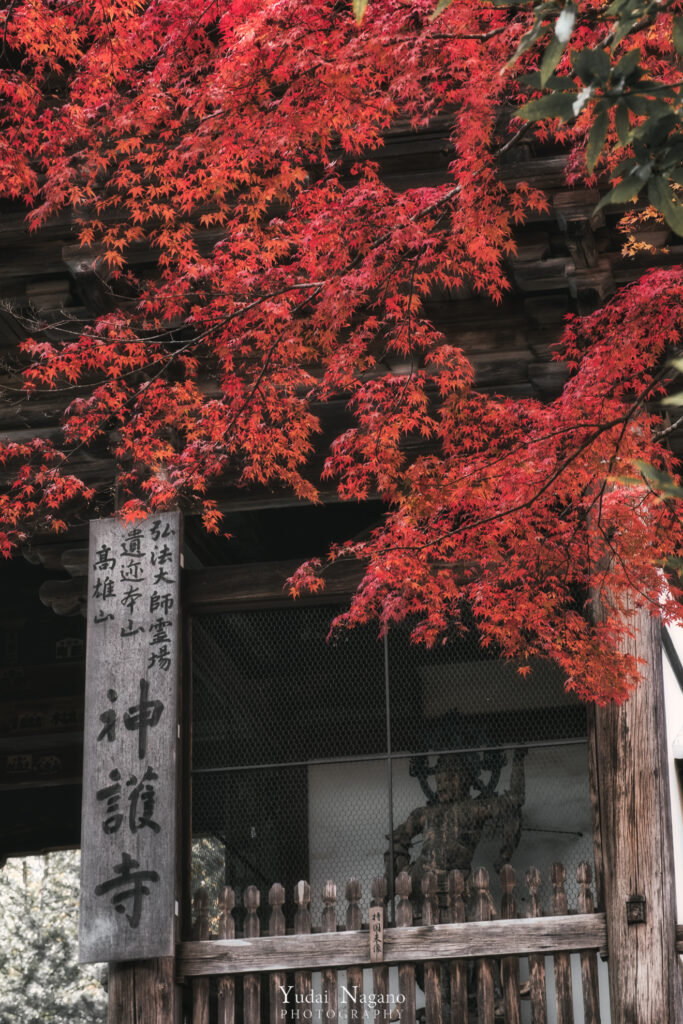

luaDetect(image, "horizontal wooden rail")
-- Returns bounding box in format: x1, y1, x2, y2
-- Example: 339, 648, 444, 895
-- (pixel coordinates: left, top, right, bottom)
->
177, 912, 607, 977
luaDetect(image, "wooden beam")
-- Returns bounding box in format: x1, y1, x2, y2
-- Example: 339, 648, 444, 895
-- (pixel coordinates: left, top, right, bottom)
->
176, 913, 607, 976
184, 558, 364, 612
592, 603, 683, 1023
108, 958, 177, 1024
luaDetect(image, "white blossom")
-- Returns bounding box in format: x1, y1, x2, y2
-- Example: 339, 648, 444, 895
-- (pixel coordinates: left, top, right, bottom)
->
572, 85, 593, 118
555, 7, 576, 44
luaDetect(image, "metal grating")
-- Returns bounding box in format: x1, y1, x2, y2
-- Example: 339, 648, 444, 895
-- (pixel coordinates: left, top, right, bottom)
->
191, 605, 593, 921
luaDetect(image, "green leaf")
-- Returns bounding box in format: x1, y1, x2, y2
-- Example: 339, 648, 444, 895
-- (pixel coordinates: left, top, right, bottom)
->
613, 47, 641, 81
613, 156, 637, 177
625, 93, 654, 116
430, 0, 454, 18
612, 16, 638, 49
615, 102, 631, 146
540, 35, 566, 88
667, 168, 683, 187
660, 141, 683, 170
606, 0, 635, 14
587, 107, 609, 172
521, 71, 574, 90
632, 138, 649, 164
572, 47, 611, 86
505, 16, 550, 69
635, 461, 683, 498
352, 0, 368, 24
638, 111, 678, 147
674, 16, 683, 57
647, 175, 683, 236
517, 92, 576, 122
595, 172, 647, 211
664, 556, 683, 577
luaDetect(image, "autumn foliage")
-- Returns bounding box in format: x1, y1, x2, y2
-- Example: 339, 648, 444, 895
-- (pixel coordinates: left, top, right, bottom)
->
1, 0, 683, 700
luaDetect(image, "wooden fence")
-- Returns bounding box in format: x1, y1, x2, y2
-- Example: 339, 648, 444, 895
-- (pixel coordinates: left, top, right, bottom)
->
177, 861, 606, 1024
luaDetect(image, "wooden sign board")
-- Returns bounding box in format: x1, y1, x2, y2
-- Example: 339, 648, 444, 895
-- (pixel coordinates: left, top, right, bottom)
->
79, 512, 181, 964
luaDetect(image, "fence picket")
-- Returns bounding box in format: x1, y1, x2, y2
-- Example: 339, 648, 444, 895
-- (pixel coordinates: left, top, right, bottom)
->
371, 876, 390, 1024
345, 879, 364, 1006
473, 868, 495, 1024
551, 863, 574, 1024
243, 886, 261, 1024
192, 888, 210, 1024
448, 869, 468, 1024
577, 863, 601, 1024
294, 881, 312, 1009
218, 886, 236, 1024
322, 882, 339, 1024
421, 872, 443, 1024
269, 884, 287, 1024
396, 872, 416, 1024
526, 867, 547, 1024
499, 865, 521, 1024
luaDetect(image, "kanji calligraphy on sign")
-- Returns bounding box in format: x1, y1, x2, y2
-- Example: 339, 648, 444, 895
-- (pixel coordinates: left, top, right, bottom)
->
79, 512, 180, 963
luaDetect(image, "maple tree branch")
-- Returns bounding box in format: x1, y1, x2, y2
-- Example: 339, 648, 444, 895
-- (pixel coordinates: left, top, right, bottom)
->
364, 367, 675, 563
431, 28, 506, 41
1, 0, 19, 60
595, 513, 660, 610
654, 410, 683, 440
498, 121, 532, 156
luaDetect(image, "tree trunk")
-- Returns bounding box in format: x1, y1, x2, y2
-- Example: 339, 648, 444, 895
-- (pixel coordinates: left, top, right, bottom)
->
591, 600, 682, 1023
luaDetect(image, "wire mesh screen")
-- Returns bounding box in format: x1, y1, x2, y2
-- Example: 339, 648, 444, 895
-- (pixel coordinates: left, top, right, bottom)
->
191, 605, 592, 922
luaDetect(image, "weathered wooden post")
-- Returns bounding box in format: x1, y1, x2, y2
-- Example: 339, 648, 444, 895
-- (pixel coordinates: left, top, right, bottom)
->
590, 598, 682, 1022
79, 512, 182, 1024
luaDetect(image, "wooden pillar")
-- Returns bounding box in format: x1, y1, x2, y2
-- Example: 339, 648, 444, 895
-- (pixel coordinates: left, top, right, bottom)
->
109, 958, 176, 1023
591, 602, 682, 1023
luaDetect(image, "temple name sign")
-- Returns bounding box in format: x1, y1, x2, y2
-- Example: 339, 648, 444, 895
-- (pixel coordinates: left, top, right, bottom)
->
79, 512, 180, 963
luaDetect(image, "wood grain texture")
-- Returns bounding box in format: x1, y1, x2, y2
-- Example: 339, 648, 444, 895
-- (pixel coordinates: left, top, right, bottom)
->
395, 873, 416, 1024
585, 707, 604, 913
80, 512, 181, 964
176, 914, 607, 976
243, 886, 261, 1024
294, 881, 312, 1008
345, 879, 363, 1008
108, 957, 176, 1024
421, 873, 442, 1024
322, 882, 339, 1024
526, 868, 547, 1024
269, 884, 287, 1024
447, 870, 467, 1024
550, 864, 573, 1024
472, 868, 494, 1024
498, 865, 521, 1024
218, 887, 236, 1024
371, 876, 390, 1024
576, 864, 601, 1024
192, 888, 210, 1024
593, 601, 683, 1023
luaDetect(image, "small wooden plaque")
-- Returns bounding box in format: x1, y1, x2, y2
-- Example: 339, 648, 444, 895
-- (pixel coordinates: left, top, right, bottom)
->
369, 906, 384, 962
